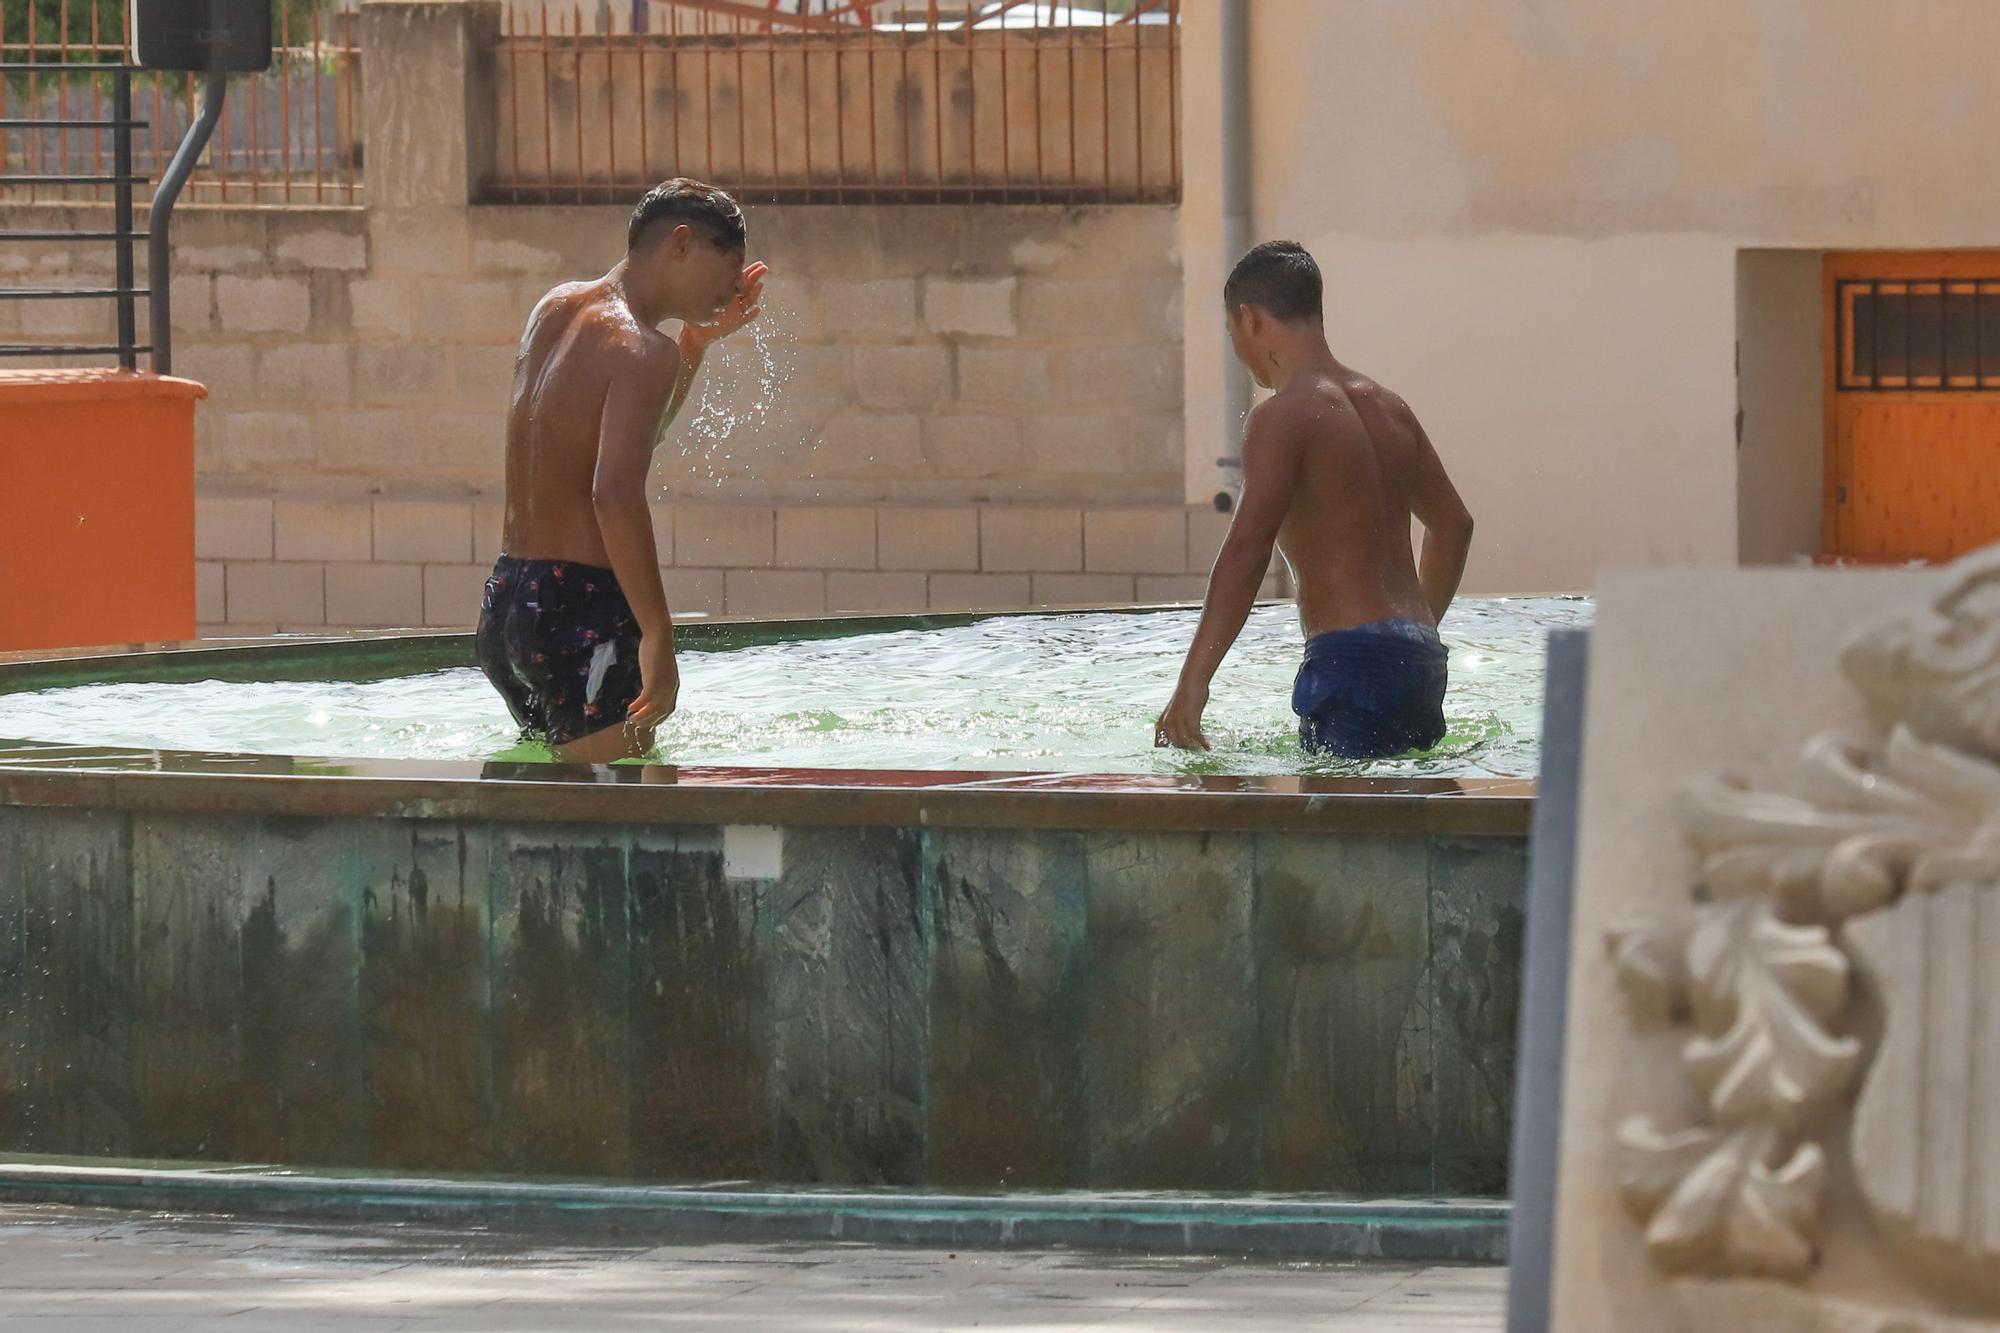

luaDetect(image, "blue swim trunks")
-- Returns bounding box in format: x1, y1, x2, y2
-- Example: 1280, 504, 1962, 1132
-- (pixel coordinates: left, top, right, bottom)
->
1292, 618, 1449, 760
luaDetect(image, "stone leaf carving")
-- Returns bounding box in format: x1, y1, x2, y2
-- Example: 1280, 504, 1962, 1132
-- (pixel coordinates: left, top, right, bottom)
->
1842, 544, 2000, 761
1676, 727, 2000, 924
1679, 903, 1857, 1129
1608, 545, 2000, 1295
1617, 1119, 1826, 1277
1607, 917, 1691, 1025
1612, 899, 1854, 1277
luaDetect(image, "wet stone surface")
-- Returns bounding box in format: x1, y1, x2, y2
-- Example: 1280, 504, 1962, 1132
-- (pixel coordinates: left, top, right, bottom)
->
0, 806, 134, 1159
627, 828, 766, 1182
0, 808, 1528, 1194
766, 826, 927, 1185
1085, 831, 1261, 1189
1255, 831, 1433, 1193
1423, 836, 1529, 1195
925, 827, 1089, 1188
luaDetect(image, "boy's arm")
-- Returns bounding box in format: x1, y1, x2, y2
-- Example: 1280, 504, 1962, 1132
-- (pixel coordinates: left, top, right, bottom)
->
594, 340, 681, 725
1402, 405, 1474, 624
1155, 402, 1299, 751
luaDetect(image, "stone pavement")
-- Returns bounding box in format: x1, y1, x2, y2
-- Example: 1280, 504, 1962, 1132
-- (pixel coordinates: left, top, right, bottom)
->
0, 1203, 1505, 1330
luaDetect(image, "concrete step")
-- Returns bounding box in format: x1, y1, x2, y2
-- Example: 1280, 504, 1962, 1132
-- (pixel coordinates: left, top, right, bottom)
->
0, 1158, 1508, 1263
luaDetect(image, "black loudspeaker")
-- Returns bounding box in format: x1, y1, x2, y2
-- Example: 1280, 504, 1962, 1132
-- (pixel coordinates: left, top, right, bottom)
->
128, 0, 273, 73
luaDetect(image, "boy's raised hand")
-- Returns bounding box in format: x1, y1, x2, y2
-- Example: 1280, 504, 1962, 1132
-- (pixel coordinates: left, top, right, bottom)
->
696, 261, 768, 343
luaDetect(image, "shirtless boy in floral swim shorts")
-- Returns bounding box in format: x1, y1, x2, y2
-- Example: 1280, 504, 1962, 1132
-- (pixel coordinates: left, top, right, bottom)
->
476, 179, 766, 760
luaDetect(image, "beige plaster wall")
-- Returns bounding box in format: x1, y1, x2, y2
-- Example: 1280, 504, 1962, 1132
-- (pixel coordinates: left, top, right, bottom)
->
1737, 249, 1826, 566
1183, 0, 2000, 591
1246, 1, 2000, 246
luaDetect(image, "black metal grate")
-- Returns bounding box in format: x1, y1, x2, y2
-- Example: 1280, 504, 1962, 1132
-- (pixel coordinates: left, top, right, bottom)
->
1837, 277, 2000, 392
0, 63, 148, 370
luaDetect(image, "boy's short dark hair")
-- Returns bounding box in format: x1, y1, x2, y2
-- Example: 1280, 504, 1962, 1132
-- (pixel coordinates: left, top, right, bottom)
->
1224, 240, 1322, 323
628, 178, 747, 253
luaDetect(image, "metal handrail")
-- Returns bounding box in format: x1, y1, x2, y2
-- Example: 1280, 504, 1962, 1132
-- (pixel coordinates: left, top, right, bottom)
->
0, 61, 148, 369
0, 118, 150, 130
0, 173, 136, 184
0, 230, 149, 241
0, 344, 155, 356
0, 42, 226, 372
1, 288, 152, 299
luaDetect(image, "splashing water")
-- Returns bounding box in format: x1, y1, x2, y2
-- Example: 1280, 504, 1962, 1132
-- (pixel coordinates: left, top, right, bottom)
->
0, 599, 1588, 776
668, 293, 812, 494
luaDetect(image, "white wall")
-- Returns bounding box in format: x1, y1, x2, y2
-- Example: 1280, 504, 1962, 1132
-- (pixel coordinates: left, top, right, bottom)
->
1182, 0, 2000, 592
1736, 250, 1826, 566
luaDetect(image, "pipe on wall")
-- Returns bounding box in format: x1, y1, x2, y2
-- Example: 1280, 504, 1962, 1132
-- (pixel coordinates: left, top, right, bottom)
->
1216, 0, 1250, 513
149, 72, 227, 377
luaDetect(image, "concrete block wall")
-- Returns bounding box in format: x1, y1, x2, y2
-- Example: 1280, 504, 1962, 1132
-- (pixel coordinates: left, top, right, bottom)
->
195, 493, 1276, 633
5, 197, 1197, 628
1, 200, 1182, 504
4, 0, 1205, 633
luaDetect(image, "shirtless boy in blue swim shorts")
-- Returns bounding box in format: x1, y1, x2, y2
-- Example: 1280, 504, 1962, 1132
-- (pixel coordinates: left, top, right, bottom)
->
1155, 241, 1475, 761
477, 179, 766, 760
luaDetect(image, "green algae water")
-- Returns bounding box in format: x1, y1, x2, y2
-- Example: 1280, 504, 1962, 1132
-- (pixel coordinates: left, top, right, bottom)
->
0, 599, 1587, 777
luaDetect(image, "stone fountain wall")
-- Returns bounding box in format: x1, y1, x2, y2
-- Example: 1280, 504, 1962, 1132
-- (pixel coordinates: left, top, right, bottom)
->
0, 805, 1523, 1192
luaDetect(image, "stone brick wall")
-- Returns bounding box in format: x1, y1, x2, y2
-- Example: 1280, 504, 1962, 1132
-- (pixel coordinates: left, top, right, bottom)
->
193, 492, 1272, 634
1, 195, 1212, 630
1, 0, 1216, 633
0, 200, 1183, 503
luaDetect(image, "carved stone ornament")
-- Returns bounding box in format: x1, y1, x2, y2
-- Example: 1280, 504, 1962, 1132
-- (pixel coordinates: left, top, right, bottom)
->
1609, 545, 2000, 1306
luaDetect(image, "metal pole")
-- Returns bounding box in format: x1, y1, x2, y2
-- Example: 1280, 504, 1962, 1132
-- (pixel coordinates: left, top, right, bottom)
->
1216, 0, 1250, 509
148, 71, 225, 375
1505, 629, 1590, 1333
112, 67, 137, 370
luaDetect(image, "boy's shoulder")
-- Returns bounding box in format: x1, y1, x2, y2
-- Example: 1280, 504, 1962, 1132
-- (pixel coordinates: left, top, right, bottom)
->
555, 291, 681, 369
1334, 369, 1411, 419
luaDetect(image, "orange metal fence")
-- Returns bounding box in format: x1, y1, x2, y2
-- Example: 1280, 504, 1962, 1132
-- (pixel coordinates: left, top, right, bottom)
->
2, 0, 1177, 209
490, 0, 1180, 204
0, 0, 361, 206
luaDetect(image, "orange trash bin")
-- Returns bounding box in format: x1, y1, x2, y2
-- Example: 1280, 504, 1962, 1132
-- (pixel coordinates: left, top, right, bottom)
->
0, 368, 206, 652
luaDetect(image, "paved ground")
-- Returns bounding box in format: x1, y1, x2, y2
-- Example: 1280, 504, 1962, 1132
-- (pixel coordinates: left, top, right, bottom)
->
0, 1202, 1505, 1330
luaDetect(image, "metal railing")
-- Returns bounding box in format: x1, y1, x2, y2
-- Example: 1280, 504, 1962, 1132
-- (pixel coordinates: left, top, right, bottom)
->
0, 59, 146, 367
0, 0, 361, 205
489, 0, 1180, 204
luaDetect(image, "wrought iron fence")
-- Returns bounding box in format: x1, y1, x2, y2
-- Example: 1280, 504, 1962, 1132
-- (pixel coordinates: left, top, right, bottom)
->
0, 58, 146, 366
490, 0, 1180, 204
0, 0, 361, 205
